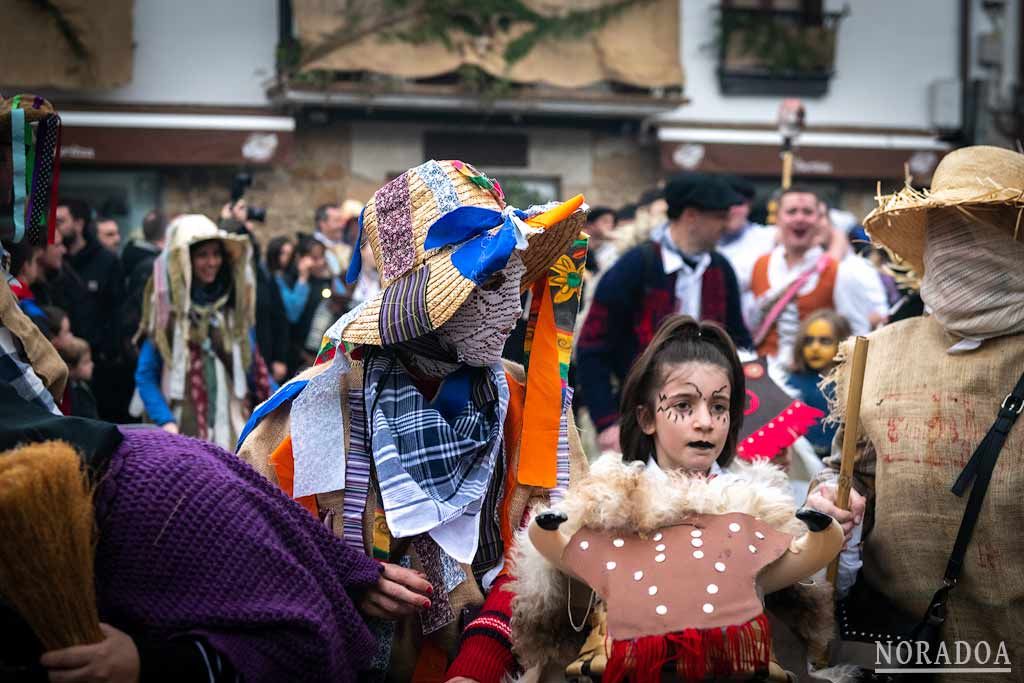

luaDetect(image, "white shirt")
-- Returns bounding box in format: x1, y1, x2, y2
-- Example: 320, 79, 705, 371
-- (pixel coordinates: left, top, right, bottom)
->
719, 223, 778, 330
660, 232, 712, 320
758, 246, 881, 364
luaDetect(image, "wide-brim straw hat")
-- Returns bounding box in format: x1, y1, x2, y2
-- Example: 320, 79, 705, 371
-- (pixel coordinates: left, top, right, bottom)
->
863, 145, 1024, 274
333, 159, 586, 347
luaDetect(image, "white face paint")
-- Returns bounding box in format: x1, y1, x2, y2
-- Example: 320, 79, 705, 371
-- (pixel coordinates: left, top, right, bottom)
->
438, 253, 526, 367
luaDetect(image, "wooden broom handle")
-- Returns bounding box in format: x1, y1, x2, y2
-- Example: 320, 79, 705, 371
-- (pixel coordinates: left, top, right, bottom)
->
826, 335, 869, 585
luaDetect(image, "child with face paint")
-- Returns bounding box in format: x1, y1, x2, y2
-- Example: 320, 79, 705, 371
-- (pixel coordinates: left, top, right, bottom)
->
618, 315, 746, 477
785, 309, 852, 458
512, 316, 844, 680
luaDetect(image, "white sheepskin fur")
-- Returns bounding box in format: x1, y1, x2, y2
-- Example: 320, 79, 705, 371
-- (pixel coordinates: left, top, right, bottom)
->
509, 453, 807, 670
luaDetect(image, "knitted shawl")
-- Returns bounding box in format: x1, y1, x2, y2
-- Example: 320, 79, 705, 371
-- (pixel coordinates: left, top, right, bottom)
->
93, 428, 382, 682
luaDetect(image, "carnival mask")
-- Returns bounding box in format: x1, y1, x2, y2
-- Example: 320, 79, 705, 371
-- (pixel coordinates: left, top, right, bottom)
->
801, 319, 838, 371
437, 253, 525, 367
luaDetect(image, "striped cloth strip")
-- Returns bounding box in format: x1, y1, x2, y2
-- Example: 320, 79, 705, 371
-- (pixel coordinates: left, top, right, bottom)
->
378, 266, 433, 345
342, 379, 372, 551
548, 387, 574, 506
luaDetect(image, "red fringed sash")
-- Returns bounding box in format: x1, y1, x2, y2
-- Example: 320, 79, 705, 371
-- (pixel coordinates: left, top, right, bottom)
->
603, 613, 772, 683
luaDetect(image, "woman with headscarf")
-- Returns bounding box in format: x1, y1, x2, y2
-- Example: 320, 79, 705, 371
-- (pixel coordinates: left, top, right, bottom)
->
134, 215, 270, 449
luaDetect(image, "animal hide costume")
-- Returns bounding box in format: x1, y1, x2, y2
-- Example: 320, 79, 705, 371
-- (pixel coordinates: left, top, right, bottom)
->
511, 454, 840, 682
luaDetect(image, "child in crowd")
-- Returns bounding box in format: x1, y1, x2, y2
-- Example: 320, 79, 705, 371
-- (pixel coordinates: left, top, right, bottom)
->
42, 305, 73, 351
58, 335, 98, 419
512, 315, 841, 681
785, 309, 851, 458
619, 315, 745, 477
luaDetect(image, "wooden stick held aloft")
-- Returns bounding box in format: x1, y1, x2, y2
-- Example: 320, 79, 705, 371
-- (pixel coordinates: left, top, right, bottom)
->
826, 335, 870, 585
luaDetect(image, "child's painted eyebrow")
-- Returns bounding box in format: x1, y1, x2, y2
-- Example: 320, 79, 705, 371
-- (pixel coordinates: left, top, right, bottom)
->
711, 384, 729, 398
665, 390, 700, 401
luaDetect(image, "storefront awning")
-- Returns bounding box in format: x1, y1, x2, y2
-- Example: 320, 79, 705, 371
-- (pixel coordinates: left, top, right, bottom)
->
658, 127, 950, 183
58, 111, 295, 166
293, 0, 683, 90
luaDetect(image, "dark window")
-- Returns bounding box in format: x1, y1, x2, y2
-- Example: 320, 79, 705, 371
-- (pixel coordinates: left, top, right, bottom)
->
423, 131, 528, 168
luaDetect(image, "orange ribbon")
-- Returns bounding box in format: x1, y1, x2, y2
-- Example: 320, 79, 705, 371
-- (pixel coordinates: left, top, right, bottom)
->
268, 435, 319, 518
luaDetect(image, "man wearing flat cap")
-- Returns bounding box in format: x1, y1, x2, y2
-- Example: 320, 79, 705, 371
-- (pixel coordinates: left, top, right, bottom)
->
577, 172, 752, 453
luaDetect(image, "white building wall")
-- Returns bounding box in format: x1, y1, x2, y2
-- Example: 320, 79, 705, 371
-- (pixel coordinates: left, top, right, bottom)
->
665, 0, 961, 130
88, 0, 278, 106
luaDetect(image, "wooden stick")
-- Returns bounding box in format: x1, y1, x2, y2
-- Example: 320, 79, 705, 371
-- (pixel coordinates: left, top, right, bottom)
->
826, 335, 869, 585
781, 150, 794, 190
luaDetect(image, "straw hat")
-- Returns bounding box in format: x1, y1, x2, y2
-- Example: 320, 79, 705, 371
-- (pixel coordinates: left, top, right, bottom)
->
864, 145, 1024, 273
334, 159, 586, 347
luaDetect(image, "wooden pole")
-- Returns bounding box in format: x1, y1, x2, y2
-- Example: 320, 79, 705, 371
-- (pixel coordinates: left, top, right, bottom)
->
781, 149, 794, 190
826, 335, 870, 585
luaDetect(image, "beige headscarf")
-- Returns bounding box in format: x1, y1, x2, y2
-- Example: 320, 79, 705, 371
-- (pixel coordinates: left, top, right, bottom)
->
919, 208, 1024, 352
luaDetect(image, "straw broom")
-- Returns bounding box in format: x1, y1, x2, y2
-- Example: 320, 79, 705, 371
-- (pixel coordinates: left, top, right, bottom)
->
826, 336, 870, 584
0, 441, 104, 650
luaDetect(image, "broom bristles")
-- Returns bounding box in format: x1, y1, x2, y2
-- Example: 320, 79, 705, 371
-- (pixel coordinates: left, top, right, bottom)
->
0, 441, 104, 650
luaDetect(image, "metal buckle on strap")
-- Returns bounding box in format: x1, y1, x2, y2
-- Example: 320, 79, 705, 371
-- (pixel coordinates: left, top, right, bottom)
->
1001, 393, 1024, 416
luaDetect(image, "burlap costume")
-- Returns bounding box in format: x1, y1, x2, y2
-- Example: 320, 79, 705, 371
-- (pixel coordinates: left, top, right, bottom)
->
237, 358, 587, 680
813, 316, 1024, 681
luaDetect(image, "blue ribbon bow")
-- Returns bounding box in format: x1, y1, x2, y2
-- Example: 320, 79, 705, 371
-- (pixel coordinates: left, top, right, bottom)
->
347, 204, 531, 287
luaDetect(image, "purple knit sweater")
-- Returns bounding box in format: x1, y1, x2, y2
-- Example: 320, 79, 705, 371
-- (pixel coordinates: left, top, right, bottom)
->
93, 428, 382, 682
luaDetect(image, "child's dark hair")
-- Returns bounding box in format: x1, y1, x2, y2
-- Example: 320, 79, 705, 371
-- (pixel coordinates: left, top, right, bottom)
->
618, 315, 745, 468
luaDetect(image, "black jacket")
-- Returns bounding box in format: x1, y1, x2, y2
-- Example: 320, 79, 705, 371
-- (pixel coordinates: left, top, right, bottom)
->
65, 236, 124, 363
255, 264, 289, 368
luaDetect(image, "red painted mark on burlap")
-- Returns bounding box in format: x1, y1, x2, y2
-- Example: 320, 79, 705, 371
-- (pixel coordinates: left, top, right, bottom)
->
977, 544, 998, 570
887, 417, 906, 444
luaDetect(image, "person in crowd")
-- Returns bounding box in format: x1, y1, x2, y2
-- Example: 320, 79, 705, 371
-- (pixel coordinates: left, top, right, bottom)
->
0, 98, 387, 680
805, 146, 1024, 671
264, 235, 295, 277
817, 201, 890, 331
2, 240, 48, 333
134, 214, 270, 449
55, 199, 127, 421
237, 159, 589, 682
346, 237, 380, 310
277, 234, 332, 371
220, 218, 291, 385
784, 309, 851, 459
0, 312, 388, 683
121, 210, 170, 410
511, 315, 839, 681
718, 175, 777, 329
122, 210, 167, 307
577, 173, 752, 454
42, 305, 74, 352
56, 335, 98, 419
584, 206, 619, 274
30, 238, 73, 310
748, 187, 875, 365
314, 200, 362, 283
611, 186, 667, 254
95, 216, 122, 254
